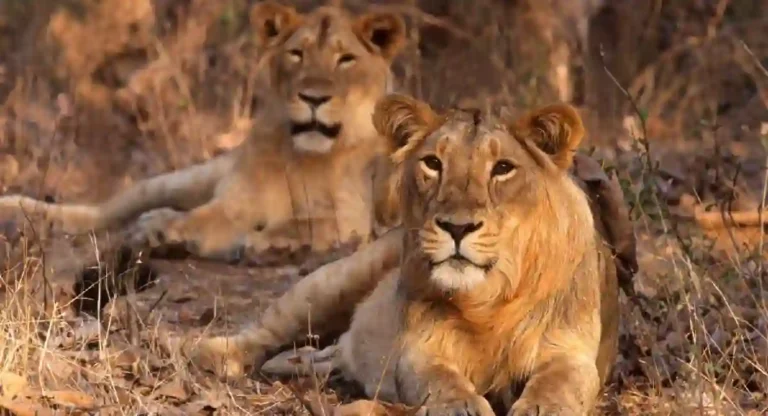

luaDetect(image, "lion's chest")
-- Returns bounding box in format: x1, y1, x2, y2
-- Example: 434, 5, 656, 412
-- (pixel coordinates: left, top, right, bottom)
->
283, 169, 337, 220
405, 303, 542, 394
268, 160, 375, 251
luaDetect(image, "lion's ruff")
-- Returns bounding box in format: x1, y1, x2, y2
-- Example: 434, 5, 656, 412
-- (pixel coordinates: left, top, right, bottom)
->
0, 2, 407, 262
190, 94, 621, 415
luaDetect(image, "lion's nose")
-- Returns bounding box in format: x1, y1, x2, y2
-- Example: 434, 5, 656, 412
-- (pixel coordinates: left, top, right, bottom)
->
298, 92, 331, 108
435, 219, 484, 244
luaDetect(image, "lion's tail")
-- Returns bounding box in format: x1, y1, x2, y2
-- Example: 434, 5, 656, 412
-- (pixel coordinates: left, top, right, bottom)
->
0, 154, 235, 234
232, 228, 404, 368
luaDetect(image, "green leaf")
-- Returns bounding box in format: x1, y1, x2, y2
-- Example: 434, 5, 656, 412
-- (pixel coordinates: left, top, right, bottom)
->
638, 108, 648, 124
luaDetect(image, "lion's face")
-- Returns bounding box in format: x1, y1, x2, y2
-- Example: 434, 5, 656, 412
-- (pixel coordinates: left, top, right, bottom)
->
373, 95, 589, 292
251, 2, 406, 154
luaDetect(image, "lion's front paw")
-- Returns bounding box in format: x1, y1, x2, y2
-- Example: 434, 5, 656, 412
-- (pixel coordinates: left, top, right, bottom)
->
508, 398, 576, 416
419, 396, 495, 416
186, 335, 265, 381
127, 208, 185, 250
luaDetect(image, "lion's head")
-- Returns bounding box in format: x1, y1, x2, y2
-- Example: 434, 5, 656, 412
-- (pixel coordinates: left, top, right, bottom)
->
373, 94, 598, 297
250, 2, 406, 154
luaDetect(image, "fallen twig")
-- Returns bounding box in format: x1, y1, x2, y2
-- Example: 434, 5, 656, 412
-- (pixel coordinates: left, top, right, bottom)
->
695, 207, 768, 229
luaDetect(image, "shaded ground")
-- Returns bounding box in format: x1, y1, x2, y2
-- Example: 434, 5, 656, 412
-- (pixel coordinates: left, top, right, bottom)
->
1, 1, 768, 415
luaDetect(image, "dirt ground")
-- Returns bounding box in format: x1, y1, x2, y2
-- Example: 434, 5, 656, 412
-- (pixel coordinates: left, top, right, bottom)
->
1, 1, 767, 415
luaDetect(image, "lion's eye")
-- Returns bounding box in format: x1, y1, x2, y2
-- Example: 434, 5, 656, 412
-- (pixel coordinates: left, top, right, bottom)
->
337, 53, 357, 68
491, 160, 516, 177
421, 155, 443, 173
287, 49, 303, 62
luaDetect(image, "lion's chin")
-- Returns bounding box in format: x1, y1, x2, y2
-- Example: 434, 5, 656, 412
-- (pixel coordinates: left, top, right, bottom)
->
292, 132, 336, 154
429, 261, 487, 292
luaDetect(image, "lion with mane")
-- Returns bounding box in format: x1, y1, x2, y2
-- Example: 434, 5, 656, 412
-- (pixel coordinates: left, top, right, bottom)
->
190, 93, 636, 415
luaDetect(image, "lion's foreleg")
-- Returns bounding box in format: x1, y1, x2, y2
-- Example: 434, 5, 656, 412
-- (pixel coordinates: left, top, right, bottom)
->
128, 194, 264, 262
188, 229, 404, 379
398, 358, 495, 416
509, 351, 601, 415
127, 169, 296, 261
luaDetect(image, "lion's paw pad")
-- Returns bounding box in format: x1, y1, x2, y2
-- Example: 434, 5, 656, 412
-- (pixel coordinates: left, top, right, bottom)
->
419, 397, 495, 416
187, 336, 258, 380
508, 399, 573, 416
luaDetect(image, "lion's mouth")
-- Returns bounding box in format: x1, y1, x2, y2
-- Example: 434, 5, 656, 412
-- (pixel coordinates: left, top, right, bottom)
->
432, 254, 493, 271
290, 120, 342, 138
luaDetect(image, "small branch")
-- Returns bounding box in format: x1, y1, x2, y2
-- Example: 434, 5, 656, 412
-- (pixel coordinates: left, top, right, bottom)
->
739, 40, 768, 275
695, 208, 768, 230
739, 40, 768, 79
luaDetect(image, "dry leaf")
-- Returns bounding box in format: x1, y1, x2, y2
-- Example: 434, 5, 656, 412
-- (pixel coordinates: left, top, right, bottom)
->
333, 400, 420, 416
177, 305, 201, 324
45, 390, 97, 410
39, 354, 78, 385
0, 372, 28, 400
110, 387, 135, 407
154, 378, 188, 401
106, 345, 142, 369
0, 397, 56, 416
197, 308, 216, 326
197, 389, 226, 410
138, 372, 160, 388
303, 390, 336, 416
181, 399, 221, 415
334, 400, 391, 416
0, 154, 19, 187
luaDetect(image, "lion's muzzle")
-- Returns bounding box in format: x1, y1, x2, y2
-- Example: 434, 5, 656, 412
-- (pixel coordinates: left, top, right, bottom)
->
290, 120, 342, 138
289, 88, 344, 153
424, 218, 494, 291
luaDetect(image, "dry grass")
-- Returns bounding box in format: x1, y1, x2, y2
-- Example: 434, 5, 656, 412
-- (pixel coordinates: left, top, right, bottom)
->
1, 0, 767, 414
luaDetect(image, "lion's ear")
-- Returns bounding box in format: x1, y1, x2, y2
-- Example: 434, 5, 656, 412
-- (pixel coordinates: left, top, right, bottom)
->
512, 103, 585, 170
373, 94, 439, 160
354, 12, 406, 61
250, 1, 302, 47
